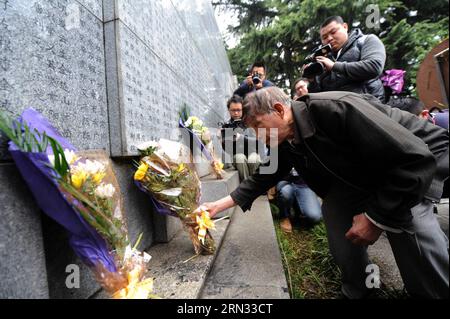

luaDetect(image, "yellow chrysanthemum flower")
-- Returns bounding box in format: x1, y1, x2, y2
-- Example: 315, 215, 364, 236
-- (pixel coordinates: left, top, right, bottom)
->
214, 161, 224, 171
92, 172, 106, 185
71, 171, 87, 189
134, 163, 148, 181
112, 266, 154, 299
177, 163, 185, 173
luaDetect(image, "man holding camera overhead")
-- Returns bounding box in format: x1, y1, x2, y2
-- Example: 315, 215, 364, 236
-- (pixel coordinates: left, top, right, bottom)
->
233, 61, 274, 98
305, 16, 386, 102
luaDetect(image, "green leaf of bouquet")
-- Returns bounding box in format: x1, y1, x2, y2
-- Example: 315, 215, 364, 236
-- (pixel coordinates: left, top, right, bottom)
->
132, 232, 143, 251
0, 112, 17, 143
179, 103, 190, 123
55, 140, 69, 175
49, 138, 61, 174
41, 131, 49, 153
31, 130, 42, 153
14, 120, 24, 150
60, 181, 128, 250
47, 136, 70, 177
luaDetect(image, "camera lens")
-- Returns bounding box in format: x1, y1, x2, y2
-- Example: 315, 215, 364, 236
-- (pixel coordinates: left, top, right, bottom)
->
252, 74, 261, 85
302, 62, 325, 78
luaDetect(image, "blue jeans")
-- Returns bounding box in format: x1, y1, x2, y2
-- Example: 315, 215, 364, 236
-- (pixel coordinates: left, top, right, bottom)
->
276, 181, 322, 224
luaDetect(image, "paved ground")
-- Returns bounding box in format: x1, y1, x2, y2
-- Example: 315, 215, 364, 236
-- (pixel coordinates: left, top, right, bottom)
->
368, 199, 449, 291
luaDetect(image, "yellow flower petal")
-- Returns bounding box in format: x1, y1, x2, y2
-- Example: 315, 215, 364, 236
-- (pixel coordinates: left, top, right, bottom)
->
213, 160, 224, 172
134, 163, 148, 181
92, 172, 106, 185
71, 172, 86, 189
112, 267, 154, 299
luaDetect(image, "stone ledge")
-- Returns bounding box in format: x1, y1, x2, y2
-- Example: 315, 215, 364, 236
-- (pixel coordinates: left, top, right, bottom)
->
200, 196, 290, 299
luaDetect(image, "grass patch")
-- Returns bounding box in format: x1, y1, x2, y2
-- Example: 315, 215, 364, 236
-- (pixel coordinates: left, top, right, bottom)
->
274, 217, 341, 298
270, 203, 409, 299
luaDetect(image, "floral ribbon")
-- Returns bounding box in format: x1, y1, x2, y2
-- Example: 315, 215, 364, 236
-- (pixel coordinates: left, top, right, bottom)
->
196, 209, 216, 244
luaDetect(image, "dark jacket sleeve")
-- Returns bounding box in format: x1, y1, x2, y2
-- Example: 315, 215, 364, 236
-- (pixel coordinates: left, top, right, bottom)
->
233, 80, 274, 97
262, 80, 274, 87
332, 35, 386, 81
314, 96, 437, 228
307, 80, 322, 93
230, 147, 292, 212
233, 81, 251, 98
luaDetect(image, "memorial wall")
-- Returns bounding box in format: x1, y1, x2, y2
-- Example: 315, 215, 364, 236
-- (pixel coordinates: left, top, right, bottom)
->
0, 0, 235, 298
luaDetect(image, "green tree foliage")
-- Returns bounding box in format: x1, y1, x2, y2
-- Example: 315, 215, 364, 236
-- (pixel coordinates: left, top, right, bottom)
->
383, 18, 449, 94
215, 0, 449, 95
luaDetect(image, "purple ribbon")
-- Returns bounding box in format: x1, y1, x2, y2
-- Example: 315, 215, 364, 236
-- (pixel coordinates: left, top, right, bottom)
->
178, 118, 213, 161
8, 108, 116, 272
381, 69, 405, 94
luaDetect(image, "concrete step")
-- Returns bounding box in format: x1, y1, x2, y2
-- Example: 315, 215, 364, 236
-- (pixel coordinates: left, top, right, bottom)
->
144, 212, 232, 299
199, 196, 290, 299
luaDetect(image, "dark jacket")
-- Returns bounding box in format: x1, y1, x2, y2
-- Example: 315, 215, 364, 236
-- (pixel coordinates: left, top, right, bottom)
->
233, 79, 274, 98
309, 29, 386, 102
230, 92, 449, 229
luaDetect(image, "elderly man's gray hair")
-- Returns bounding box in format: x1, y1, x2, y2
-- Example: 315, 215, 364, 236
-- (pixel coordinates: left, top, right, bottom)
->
242, 87, 291, 125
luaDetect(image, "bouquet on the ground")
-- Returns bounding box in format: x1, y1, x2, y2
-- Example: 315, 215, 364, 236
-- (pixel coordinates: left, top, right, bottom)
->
134, 139, 216, 255
0, 108, 155, 299
179, 106, 224, 179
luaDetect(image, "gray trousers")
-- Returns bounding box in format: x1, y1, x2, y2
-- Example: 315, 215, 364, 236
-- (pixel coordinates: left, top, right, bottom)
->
233, 153, 261, 181
322, 183, 449, 299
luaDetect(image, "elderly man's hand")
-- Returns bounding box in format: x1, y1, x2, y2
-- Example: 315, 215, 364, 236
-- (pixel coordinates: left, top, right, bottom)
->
195, 196, 236, 219
345, 213, 383, 246
315, 56, 335, 71
195, 202, 220, 218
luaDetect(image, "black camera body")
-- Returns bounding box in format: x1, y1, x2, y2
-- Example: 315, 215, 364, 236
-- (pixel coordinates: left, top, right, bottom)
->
302, 43, 333, 78
221, 118, 243, 130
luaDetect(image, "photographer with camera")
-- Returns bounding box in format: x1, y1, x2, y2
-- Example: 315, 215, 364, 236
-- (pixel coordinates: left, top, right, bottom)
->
220, 95, 262, 181
233, 62, 274, 98
304, 16, 386, 102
